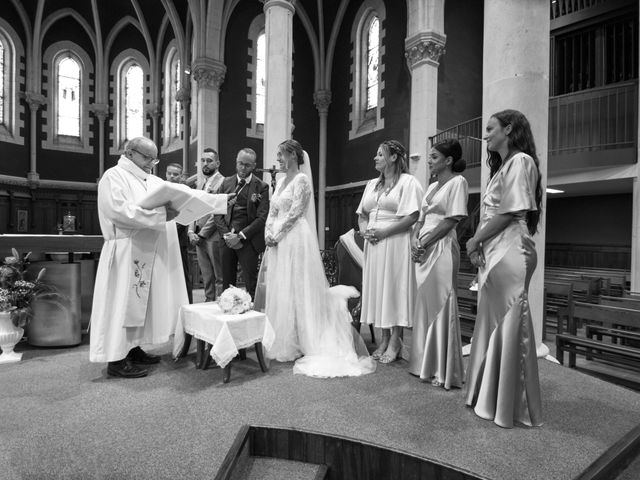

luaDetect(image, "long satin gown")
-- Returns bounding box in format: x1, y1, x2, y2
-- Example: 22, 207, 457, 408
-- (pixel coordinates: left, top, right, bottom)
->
408, 175, 468, 389
356, 173, 424, 328
465, 153, 543, 428
254, 173, 376, 378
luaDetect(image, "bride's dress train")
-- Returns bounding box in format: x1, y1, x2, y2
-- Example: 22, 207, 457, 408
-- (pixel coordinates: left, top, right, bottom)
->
254, 172, 375, 378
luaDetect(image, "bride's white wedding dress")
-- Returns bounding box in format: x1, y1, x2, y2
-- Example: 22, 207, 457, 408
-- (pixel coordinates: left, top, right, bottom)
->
254, 171, 376, 378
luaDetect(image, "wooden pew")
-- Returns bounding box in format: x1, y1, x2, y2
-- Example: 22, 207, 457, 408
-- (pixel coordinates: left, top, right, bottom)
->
456, 286, 477, 342
555, 302, 640, 370
543, 281, 573, 338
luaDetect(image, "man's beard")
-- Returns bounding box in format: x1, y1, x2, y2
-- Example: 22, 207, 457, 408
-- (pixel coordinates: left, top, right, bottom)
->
202, 167, 216, 176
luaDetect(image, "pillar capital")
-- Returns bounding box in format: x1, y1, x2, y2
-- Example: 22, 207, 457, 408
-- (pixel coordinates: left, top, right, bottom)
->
404, 32, 446, 70
89, 103, 110, 121
192, 58, 227, 91
261, 0, 295, 14
23, 91, 46, 111
313, 90, 332, 115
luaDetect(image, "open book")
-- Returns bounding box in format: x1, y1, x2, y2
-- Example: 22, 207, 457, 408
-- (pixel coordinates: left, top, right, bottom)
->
138, 182, 228, 225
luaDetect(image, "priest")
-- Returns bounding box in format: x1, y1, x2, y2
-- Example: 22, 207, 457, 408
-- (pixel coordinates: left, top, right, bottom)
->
89, 137, 230, 378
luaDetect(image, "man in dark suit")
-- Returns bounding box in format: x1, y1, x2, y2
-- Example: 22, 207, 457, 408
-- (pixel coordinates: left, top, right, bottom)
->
199, 148, 269, 299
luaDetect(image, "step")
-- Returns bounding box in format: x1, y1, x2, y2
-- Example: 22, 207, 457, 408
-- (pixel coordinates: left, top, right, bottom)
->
240, 457, 326, 480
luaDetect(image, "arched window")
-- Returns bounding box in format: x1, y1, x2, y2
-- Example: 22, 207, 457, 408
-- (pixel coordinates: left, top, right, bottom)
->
124, 64, 144, 141
349, 1, 386, 140
162, 44, 182, 151
256, 32, 266, 125
109, 49, 150, 153
42, 42, 93, 152
57, 57, 81, 137
0, 20, 25, 145
366, 17, 379, 111
247, 14, 266, 138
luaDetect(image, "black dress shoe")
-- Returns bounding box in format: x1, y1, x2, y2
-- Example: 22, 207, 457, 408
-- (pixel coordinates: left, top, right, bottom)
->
107, 359, 148, 378
127, 346, 161, 365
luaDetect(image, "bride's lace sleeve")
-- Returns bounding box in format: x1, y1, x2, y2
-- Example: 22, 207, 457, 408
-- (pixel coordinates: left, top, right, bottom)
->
273, 175, 311, 243
265, 201, 278, 240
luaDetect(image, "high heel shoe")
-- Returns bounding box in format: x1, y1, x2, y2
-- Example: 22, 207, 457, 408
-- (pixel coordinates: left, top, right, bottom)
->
378, 348, 401, 364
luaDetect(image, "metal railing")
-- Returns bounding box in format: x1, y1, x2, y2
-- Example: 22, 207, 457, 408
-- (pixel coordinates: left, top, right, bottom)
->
429, 116, 483, 168
548, 81, 638, 155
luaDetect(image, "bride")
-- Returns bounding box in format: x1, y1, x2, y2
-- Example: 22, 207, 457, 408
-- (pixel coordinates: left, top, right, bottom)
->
254, 139, 376, 378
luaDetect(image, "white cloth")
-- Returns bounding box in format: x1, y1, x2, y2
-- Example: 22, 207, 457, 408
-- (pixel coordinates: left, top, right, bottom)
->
89, 156, 190, 363
255, 172, 376, 378
356, 173, 424, 328
173, 303, 275, 368
339, 229, 364, 269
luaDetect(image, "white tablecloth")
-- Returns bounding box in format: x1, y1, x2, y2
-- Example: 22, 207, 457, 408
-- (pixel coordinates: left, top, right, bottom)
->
173, 302, 275, 368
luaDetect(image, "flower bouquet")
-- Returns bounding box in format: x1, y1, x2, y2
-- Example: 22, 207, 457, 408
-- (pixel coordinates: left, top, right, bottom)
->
0, 249, 59, 328
217, 286, 253, 315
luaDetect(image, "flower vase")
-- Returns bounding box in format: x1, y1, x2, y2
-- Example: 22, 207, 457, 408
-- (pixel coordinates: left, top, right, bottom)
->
0, 311, 24, 364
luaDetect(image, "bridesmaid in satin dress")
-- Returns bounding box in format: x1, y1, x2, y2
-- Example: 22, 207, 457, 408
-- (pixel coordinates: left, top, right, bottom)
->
465, 109, 543, 428
408, 139, 468, 390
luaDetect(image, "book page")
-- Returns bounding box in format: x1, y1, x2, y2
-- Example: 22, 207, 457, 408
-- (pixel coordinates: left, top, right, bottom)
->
138, 182, 228, 225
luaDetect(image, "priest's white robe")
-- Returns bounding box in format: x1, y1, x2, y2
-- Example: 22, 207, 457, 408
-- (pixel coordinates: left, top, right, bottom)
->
89, 157, 227, 363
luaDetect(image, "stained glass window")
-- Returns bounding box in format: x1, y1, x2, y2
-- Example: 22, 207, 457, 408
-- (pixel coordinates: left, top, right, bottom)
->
0, 40, 5, 125
256, 32, 266, 125
125, 64, 144, 140
57, 56, 81, 136
174, 59, 181, 137
366, 17, 379, 111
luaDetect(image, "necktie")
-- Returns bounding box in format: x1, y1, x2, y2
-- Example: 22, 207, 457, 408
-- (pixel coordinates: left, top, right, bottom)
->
235, 179, 246, 193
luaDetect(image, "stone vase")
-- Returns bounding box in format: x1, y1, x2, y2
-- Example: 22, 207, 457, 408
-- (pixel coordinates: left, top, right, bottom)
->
0, 311, 24, 364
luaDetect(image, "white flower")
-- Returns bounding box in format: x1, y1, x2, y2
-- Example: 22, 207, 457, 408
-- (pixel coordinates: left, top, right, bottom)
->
218, 286, 253, 314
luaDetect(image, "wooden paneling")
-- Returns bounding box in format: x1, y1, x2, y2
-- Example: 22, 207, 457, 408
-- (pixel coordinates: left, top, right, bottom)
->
0, 183, 100, 234
248, 425, 487, 480
546, 243, 631, 269
324, 185, 366, 248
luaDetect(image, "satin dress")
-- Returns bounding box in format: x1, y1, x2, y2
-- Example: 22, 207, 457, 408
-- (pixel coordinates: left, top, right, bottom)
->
408, 175, 468, 389
356, 173, 424, 328
465, 153, 543, 428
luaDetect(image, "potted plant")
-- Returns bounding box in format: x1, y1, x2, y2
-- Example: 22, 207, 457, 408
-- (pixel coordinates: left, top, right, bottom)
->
0, 249, 61, 363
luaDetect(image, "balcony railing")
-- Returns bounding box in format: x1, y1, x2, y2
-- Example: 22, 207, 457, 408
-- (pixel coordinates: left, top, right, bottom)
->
549, 81, 638, 155
550, 0, 607, 21
429, 117, 482, 168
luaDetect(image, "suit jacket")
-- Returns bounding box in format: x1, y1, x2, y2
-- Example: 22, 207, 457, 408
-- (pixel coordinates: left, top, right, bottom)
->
200, 174, 269, 253
194, 171, 225, 240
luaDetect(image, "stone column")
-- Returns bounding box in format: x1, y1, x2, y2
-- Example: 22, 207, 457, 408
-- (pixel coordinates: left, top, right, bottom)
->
405, 33, 446, 189
262, 0, 295, 174
176, 85, 192, 173
314, 89, 331, 248
89, 103, 109, 180
24, 92, 46, 187
631, 8, 640, 294
192, 57, 226, 182
145, 103, 162, 176
481, 0, 550, 356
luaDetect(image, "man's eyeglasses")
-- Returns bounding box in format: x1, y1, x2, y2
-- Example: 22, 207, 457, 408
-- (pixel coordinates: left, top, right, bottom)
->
131, 149, 160, 165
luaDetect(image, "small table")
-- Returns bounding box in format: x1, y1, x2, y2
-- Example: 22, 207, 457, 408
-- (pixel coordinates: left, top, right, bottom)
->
173, 303, 275, 383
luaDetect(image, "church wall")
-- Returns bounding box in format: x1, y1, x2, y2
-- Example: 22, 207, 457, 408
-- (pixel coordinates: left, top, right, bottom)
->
326, 0, 410, 187
291, 17, 320, 188
219, 1, 265, 175
437, 0, 484, 130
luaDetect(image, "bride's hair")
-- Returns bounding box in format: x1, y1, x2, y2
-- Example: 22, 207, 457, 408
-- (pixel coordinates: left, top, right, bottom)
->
375, 140, 409, 192
278, 139, 305, 166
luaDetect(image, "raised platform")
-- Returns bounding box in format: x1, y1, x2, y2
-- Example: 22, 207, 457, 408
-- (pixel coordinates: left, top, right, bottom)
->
1, 336, 639, 479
